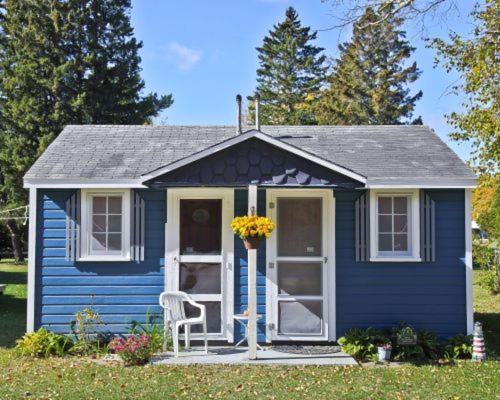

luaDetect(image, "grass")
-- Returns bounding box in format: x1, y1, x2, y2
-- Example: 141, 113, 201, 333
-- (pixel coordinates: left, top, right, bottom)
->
0, 261, 499, 399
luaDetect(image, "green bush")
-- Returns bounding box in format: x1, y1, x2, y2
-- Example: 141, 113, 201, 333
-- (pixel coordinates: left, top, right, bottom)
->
473, 240, 495, 270
70, 308, 108, 355
129, 312, 167, 352
337, 327, 389, 362
444, 334, 473, 359
478, 265, 500, 294
16, 328, 73, 357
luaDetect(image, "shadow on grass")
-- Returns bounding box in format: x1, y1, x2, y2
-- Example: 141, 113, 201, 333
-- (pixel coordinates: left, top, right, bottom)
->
0, 292, 26, 348
475, 312, 500, 360
0, 271, 27, 285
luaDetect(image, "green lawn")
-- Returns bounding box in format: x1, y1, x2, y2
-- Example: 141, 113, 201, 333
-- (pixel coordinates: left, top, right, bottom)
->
0, 261, 499, 399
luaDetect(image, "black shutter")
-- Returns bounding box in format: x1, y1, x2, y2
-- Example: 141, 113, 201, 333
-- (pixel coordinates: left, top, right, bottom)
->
131, 191, 146, 262
420, 190, 436, 262
355, 191, 370, 262
65, 191, 80, 261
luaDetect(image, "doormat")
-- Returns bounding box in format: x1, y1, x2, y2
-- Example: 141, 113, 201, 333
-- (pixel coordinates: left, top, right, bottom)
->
271, 345, 341, 355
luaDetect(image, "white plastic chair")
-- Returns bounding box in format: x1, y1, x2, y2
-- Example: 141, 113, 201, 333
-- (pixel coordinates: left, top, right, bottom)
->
159, 291, 208, 357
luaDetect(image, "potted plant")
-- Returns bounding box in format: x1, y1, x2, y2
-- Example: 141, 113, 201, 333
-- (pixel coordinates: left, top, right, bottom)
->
378, 342, 392, 362
230, 215, 275, 249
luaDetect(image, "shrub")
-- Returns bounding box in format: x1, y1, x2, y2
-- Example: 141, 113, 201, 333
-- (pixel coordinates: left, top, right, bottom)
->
473, 240, 495, 270
109, 334, 154, 365
337, 327, 389, 362
444, 334, 473, 359
129, 313, 168, 352
478, 265, 500, 294
70, 307, 108, 355
16, 328, 73, 357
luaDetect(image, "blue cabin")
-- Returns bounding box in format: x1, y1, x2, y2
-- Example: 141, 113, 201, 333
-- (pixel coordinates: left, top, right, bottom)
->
24, 121, 477, 343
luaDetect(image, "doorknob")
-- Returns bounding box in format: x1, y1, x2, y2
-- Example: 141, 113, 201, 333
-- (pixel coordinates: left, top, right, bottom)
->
323, 257, 328, 263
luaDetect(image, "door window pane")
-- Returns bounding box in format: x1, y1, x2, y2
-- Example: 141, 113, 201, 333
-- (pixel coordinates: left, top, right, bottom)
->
179, 263, 221, 294
278, 262, 322, 296
277, 198, 322, 257
278, 301, 322, 335
180, 200, 222, 255
184, 301, 221, 333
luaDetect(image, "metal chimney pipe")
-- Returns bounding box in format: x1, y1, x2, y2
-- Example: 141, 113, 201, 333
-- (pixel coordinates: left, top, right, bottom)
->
254, 93, 260, 131
236, 94, 242, 134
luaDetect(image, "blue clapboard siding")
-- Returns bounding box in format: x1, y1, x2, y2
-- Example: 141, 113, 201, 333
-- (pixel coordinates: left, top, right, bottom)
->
335, 189, 466, 339
234, 189, 267, 343
35, 189, 165, 333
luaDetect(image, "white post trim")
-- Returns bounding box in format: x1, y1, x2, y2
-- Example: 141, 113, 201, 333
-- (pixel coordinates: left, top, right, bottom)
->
465, 188, 474, 334
27, 188, 37, 332
247, 184, 258, 359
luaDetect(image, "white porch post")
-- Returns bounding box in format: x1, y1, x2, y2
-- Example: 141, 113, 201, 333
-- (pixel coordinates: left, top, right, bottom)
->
247, 184, 258, 359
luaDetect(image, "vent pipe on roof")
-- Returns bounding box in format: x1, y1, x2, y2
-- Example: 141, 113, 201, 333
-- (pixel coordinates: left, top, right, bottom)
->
236, 94, 242, 134
254, 93, 261, 131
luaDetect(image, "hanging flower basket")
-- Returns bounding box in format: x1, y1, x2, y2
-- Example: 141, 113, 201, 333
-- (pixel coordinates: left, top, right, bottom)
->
231, 215, 275, 250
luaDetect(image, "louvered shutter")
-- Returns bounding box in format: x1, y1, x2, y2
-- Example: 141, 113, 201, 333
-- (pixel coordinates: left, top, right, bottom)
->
131, 191, 146, 262
420, 190, 436, 262
355, 191, 370, 262
65, 191, 80, 261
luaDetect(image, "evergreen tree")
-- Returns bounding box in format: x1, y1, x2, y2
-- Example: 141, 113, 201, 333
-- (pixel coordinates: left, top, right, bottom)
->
0, 0, 172, 260
315, 5, 422, 125
252, 7, 327, 125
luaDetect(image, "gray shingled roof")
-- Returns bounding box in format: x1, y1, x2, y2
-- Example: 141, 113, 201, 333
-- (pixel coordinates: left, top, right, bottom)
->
24, 125, 476, 186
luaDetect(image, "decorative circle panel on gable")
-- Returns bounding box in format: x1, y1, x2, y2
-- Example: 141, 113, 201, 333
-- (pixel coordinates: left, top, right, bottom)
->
146, 138, 362, 188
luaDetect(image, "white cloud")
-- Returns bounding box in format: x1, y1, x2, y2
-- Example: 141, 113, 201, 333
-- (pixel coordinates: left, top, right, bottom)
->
168, 42, 202, 71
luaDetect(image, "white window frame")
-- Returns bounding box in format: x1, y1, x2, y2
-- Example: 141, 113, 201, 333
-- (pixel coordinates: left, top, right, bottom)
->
79, 189, 131, 261
370, 189, 421, 262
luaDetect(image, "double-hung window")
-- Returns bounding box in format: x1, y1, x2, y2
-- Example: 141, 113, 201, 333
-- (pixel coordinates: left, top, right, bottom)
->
80, 189, 131, 261
370, 190, 420, 262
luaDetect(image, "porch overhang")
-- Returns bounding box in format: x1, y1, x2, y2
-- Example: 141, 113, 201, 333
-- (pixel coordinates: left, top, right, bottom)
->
142, 133, 366, 189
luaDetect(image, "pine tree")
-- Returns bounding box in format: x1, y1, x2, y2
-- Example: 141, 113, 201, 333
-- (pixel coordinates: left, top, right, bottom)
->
0, 0, 172, 260
252, 7, 327, 125
315, 5, 422, 125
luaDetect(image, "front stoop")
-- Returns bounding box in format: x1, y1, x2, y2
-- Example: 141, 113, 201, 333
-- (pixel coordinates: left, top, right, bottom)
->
151, 347, 358, 366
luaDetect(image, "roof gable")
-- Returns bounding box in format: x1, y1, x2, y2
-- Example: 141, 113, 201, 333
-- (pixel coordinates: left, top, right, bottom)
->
145, 136, 363, 188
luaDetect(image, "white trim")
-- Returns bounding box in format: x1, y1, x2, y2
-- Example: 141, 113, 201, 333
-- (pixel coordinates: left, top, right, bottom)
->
465, 188, 474, 334
78, 189, 131, 261
366, 184, 476, 189
247, 184, 258, 359
265, 188, 335, 342
140, 130, 367, 184
370, 189, 420, 262
165, 188, 235, 342
24, 180, 145, 189
27, 188, 37, 332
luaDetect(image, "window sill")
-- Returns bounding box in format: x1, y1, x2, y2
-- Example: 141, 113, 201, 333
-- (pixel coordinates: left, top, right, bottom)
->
369, 256, 422, 263
77, 256, 132, 262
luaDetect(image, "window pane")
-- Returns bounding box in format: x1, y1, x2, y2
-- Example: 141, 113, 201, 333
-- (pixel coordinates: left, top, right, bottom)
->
378, 197, 392, 214
278, 301, 322, 335
394, 215, 408, 233
180, 200, 221, 255
93, 197, 106, 214
91, 233, 106, 251
108, 215, 122, 232
379, 233, 392, 251
278, 262, 322, 296
394, 197, 407, 214
108, 196, 122, 214
107, 233, 122, 251
184, 301, 221, 334
179, 263, 221, 294
394, 234, 408, 251
278, 198, 322, 257
92, 215, 106, 233
378, 215, 392, 233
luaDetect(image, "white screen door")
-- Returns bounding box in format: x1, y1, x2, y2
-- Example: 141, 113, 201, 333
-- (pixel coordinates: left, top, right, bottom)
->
166, 189, 234, 341
267, 190, 333, 341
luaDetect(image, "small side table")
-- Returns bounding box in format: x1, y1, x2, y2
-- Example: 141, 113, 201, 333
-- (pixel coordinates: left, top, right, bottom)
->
233, 314, 264, 350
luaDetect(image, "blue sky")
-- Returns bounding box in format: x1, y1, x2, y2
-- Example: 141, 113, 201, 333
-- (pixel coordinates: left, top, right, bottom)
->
130, 0, 477, 161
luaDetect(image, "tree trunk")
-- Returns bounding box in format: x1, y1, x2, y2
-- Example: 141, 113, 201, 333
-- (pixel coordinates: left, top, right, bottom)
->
5, 220, 25, 262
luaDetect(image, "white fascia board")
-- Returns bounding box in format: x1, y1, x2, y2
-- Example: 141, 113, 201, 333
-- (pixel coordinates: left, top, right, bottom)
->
366, 184, 477, 189
24, 179, 146, 189
140, 130, 367, 184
